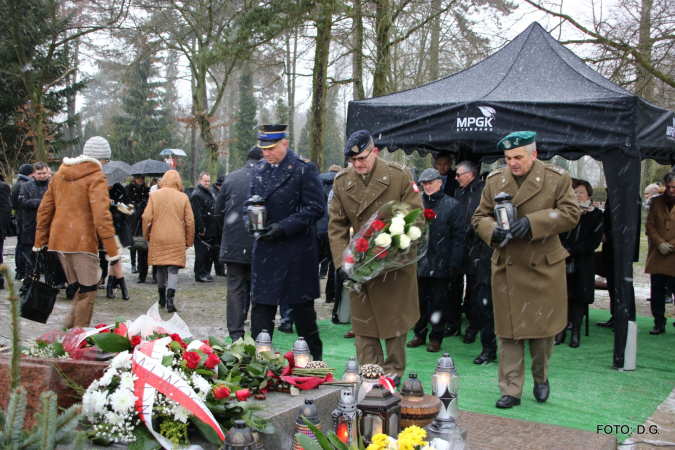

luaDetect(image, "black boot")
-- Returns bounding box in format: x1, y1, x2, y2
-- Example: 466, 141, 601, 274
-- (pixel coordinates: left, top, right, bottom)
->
158, 287, 166, 308
106, 275, 116, 299
152, 272, 157, 284
166, 289, 177, 313
569, 329, 580, 348
554, 330, 566, 345
117, 277, 130, 301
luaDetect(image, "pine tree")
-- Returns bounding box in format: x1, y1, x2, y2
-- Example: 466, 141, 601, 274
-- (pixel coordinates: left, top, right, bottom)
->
109, 55, 176, 163
230, 64, 258, 171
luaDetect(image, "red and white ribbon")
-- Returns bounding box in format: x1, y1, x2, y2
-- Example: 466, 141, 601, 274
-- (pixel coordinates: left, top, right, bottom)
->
132, 337, 225, 449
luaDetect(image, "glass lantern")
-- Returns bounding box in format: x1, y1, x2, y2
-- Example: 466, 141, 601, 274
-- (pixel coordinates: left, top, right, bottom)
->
254, 329, 274, 354
246, 195, 268, 240
494, 192, 516, 246
223, 419, 256, 450
291, 399, 322, 450
341, 357, 361, 397
428, 353, 461, 438
357, 384, 402, 446
292, 337, 311, 368
400, 372, 424, 402
332, 389, 362, 446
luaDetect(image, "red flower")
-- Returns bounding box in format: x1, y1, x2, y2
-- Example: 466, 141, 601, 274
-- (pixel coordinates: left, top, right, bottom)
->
113, 323, 128, 337
370, 220, 386, 231
424, 209, 436, 220
183, 351, 201, 369
354, 238, 369, 253
345, 255, 355, 264
130, 335, 142, 348
213, 385, 230, 400
78, 340, 87, 349
375, 247, 388, 259
179, 341, 187, 350
363, 228, 374, 238
201, 344, 213, 354
235, 388, 251, 401
204, 352, 220, 370
202, 339, 210, 346
170, 333, 182, 342
95, 324, 109, 333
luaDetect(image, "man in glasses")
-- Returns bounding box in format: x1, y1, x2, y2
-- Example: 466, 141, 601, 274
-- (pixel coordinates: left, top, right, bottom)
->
328, 130, 424, 385
434, 151, 458, 197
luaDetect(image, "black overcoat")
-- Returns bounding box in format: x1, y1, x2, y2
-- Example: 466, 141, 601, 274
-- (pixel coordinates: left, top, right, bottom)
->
559, 208, 603, 304
247, 150, 325, 305
454, 177, 486, 274
11, 175, 31, 229
417, 189, 465, 278
109, 183, 133, 248
18, 179, 49, 245
0, 181, 11, 240
216, 160, 256, 265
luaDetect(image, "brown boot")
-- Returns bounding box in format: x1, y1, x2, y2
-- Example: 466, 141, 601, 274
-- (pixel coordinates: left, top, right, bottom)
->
406, 336, 426, 348
426, 341, 441, 352
73, 291, 96, 328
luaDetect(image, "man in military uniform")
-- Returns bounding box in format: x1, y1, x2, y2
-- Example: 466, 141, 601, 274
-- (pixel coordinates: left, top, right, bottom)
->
328, 130, 424, 381
247, 124, 325, 361
473, 131, 580, 409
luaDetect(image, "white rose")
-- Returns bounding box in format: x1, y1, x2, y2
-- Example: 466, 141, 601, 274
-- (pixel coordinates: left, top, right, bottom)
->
374, 233, 392, 247
391, 216, 405, 227
399, 234, 411, 250
388, 222, 405, 235
407, 226, 422, 241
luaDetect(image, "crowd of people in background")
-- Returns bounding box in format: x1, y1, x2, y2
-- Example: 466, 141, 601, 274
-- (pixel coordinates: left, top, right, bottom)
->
1, 130, 674, 391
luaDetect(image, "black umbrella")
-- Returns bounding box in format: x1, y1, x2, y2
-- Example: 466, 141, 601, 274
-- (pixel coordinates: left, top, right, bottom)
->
102, 161, 133, 186
130, 159, 174, 177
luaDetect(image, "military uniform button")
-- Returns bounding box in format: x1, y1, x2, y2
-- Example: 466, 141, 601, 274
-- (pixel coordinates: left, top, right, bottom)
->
358, 217, 363, 221
508, 262, 513, 266
531, 263, 536, 267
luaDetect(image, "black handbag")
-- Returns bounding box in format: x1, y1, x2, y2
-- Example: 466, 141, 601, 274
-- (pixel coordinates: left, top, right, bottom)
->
20, 254, 60, 324
131, 236, 149, 251
5, 215, 18, 237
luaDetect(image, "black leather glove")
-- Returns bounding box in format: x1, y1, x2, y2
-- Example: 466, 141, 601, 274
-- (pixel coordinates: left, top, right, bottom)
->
337, 267, 352, 283
247, 222, 255, 237
491, 226, 507, 244
260, 223, 285, 241
510, 217, 531, 239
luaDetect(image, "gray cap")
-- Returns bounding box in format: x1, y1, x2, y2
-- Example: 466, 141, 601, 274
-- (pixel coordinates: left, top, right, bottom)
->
418, 168, 442, 183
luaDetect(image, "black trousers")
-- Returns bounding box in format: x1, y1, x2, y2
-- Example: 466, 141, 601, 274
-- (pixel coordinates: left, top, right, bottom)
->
650, 274, 675, 327
476, 282, 497, 353
130, 248, 137, 266
137, 250, 149, 280
15, 232, 26, 276
226, 263, 251, 342
0, 238, 4, 288
251, 301, 322, 360
317, 235, 331, 278
414, 277, 449, 343
194, 235, 215, 277
446, 272, 480, 334
20, 244, 35, 273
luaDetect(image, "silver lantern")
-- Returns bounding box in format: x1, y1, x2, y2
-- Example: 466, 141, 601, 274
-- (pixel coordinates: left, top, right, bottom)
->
246, 195, 268, 240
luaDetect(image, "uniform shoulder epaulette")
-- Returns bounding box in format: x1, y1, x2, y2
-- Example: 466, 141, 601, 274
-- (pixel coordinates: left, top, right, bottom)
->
334, 168, 348, 180
545, 164, 566, 175
487, 168, 503, 179
389, 161, 406, 171
298, 156, 311, 163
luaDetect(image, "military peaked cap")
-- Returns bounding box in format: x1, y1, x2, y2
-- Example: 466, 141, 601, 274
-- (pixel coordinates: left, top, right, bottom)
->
258, 124, 288, 149
497, 131, 536, 152
344, 130, 374, 157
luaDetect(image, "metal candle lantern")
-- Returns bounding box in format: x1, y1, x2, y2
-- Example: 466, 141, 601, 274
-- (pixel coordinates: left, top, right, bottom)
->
332, 389, 362, 446
400, 373, 441, 429
254, 329, 274, 354
246, 195, 268, 240
292, 337, 311, 368
291, 399, 322, 450
223, 419, 256, 450
357, 384, 402, 446
493, 192, 516, 247
427, 353, 461, 439
341, 357, 361, 397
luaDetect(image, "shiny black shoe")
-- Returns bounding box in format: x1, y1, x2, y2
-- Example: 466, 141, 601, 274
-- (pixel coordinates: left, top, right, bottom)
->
131, 265, 138, 274
597, 317, 614, 327
533, 380, 550, 403
195, 275, 214, 282
443, 327, 461, 337
569, 329, 580, 348
554, 330, 566, 345
496, 395, 521, 408
278, 323, 293, 333
463, 333, 476, 344
649, 325, 666, 335
473, 351, 496, 365
137, 276, 146, 283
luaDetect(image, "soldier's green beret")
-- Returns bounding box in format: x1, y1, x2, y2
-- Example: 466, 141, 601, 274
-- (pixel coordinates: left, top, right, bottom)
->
497, 131, 536, 152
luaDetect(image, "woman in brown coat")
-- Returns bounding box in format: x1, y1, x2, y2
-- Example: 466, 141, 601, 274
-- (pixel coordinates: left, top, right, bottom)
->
34, 136, 121, 328
142, 170, 194, 312
644, 171, 675, 334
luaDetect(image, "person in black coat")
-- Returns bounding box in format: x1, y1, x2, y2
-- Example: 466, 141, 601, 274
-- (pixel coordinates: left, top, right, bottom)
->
12, 163, 34, 280
246, 124, 325, 361
101, 182, 133, 300
18, 163, 50, 271
317, 165, 341, 302
126, 175, 150, 273
191, 172, 219, 282
215, 146, 263, 342
557, 179, 603, 348
0, 174, 11, 289
435, 152, 458, 197
407, 168, 465, 353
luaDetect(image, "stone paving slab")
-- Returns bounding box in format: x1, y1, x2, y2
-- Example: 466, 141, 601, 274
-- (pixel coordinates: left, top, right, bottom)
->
457, 410, 616, 450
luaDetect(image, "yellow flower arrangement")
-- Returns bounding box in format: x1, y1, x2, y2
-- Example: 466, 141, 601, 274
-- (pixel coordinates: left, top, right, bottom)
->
366, 426, 429, 450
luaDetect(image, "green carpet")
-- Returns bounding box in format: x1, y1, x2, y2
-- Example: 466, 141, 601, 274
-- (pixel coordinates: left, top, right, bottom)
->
271, 309, 675, 442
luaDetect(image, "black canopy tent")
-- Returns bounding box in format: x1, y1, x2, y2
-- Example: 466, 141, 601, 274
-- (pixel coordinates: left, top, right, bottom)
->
346, 22, 675, 368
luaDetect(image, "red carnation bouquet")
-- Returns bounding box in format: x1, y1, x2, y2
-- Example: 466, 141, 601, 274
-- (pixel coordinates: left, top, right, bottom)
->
342, 201, 433, 291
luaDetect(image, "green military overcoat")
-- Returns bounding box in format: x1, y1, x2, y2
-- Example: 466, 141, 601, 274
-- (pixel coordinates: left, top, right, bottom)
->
472, 159, 580, 340
328, 157, 425, 339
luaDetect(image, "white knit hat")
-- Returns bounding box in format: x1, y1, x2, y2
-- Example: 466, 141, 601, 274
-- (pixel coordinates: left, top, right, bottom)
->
82, 136, 111, 160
